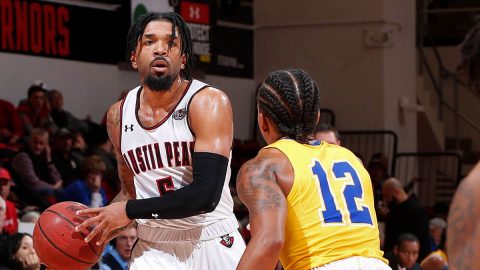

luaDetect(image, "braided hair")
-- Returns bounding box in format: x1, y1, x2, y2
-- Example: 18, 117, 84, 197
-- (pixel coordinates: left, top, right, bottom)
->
257, 69, 320, 144
458, 16, 480, 88
126, 12, 195, 80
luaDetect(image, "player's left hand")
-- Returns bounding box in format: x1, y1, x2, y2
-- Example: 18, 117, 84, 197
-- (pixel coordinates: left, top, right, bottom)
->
74, 201, 131, 245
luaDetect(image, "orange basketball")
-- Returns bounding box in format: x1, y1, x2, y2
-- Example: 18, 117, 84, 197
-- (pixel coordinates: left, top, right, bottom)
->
33, 201, 105, 270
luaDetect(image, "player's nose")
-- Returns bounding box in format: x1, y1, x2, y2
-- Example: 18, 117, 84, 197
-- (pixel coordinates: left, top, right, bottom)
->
153, 42, 168, 56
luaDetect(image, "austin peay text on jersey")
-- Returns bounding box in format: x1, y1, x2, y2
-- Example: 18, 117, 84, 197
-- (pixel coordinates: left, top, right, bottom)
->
122, 141, 195, 175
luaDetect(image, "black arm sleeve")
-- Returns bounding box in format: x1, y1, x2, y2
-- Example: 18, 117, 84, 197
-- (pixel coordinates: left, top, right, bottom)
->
125, 152, 228, 219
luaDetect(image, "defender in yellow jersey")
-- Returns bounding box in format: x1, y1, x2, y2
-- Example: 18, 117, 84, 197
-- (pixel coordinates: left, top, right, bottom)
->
236, 69, 390, 270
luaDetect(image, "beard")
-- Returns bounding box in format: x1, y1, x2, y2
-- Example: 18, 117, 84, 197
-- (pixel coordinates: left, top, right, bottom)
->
144, 73, 175, 92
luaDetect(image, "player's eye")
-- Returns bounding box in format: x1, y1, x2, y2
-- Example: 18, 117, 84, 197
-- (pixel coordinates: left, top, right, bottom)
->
144, 40, 154, 46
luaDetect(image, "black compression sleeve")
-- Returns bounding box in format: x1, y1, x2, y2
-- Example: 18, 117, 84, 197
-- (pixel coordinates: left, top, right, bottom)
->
125, 152, 228, 219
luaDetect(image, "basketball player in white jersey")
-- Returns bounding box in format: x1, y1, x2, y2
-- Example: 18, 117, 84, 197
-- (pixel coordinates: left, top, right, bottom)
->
75, 12, 245, 269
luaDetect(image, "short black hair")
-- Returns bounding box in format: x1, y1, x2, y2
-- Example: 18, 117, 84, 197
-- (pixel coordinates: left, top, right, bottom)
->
314, 123, 340, 141
257, 69, 320, 144
396, 233, 419, 247
458, 16, 480, 88
27, 85, 46, 98
126, 12, 194, 80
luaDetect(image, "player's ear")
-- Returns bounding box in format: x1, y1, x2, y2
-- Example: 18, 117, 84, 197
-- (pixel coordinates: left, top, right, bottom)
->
258, 111, 269, 133
130, 52, 138, 69
181, 54, 186, 69
316, 110, 320, 125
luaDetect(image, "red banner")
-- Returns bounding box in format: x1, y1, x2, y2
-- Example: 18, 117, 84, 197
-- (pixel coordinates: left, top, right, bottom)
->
0, 0, 70, 56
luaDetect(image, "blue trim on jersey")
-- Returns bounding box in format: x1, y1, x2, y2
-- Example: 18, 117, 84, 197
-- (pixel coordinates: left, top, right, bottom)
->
310, 140, 322, 146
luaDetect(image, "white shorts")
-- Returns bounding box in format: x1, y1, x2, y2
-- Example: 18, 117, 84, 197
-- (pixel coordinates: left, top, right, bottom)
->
129, 229, 245, 270
311, 256, 391, 270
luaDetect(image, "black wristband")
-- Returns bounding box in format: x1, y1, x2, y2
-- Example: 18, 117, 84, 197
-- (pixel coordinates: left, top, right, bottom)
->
125, 152, 229, 220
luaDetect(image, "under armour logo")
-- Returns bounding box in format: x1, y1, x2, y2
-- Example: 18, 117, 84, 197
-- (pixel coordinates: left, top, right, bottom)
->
189, 6, 200, 19
124, 124, 134, 132
152, 213, 159, 219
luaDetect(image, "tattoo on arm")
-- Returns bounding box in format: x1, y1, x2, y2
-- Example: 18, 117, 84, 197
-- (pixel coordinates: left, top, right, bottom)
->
237, 157, 285, 219
448, 180, 477, 270
106, 104, 120, 140
106, 102, 136, 202
112, 151, 136, 202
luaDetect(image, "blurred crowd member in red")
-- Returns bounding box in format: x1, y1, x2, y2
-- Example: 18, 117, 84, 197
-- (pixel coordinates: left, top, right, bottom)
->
0, 168, 18, 235
0, 99, 23, 146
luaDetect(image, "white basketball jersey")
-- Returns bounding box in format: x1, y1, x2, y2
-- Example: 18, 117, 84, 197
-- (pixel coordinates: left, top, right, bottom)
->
120, 79, 235, 230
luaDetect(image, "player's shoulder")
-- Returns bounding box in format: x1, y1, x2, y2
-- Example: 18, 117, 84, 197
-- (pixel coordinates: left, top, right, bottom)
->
455, 162, 480, 198
188, 85, 232, 121
324, 142, 355, 156
323, 143, 364, 165
239, 148, 289, 178
190, 81, 230, 106
237, 147, 294, 197
105, 100, 124, 145
107, 100, 123, 118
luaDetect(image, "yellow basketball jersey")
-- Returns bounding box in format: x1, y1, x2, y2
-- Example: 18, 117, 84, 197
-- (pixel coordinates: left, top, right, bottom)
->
265, 139, 387, 270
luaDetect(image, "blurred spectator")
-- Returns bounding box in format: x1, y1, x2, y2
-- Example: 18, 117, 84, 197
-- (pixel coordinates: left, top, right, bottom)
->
368, 153, 390, 209
0, 99, 23, 145
57, 155, 107, 207
0, 196, 8, 240
0, 168, 18, 235
11, 128, 62, 210
20, 212, 40, 224
1, 233, 41, 270
90, 126, 119, 202
382, 177, 430, 261
71, 130, 87, 165
17, 85, 56, 136
385, 233, 422, 270
0, 197, 10, 269
101, 227, 137, 270
18, 212, 39, 236
48, 90, 89, 135
404, 177, 423, 200
429, 218, 446, 252
51, 129, 81, 186
314, 123, 341, 145
432, 201, 449, 221
421, 249, 448, 270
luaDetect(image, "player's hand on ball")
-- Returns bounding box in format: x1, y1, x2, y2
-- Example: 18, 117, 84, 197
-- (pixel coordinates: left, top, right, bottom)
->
75, 201, 131, 245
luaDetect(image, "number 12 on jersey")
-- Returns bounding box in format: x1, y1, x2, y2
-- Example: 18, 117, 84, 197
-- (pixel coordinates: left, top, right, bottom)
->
312, 160, 373, 226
